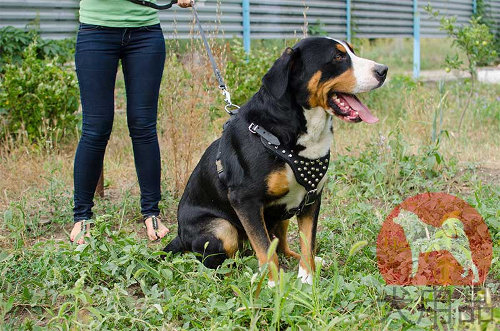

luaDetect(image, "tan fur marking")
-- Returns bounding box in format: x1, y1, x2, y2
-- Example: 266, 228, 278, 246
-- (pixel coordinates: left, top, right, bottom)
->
211, 219, 239, 257
298, 215, 315, 272
234, 208, 279, 281
266, 169, 289, 197
307, 69, 356, 109
274, 220, 300, 260
336, 44, 347, 53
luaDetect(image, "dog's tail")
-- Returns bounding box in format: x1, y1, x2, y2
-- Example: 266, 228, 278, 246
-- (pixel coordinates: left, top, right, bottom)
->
164, 236, 184, 255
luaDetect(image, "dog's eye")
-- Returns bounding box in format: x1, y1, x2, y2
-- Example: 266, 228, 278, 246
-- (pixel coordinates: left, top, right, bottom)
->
334, 54, 345, 61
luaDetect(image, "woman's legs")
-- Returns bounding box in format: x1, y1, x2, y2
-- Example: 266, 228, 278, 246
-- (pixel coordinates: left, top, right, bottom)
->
73, 26, 120, 233
121, 25, 166, 221
72, 24, 168, 242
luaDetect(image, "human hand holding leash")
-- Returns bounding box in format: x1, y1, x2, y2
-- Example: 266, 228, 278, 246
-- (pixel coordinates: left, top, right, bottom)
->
178, 0, 192, 8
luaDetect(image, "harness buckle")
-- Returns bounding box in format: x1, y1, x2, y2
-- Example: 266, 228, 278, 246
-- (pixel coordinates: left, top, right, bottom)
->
248, 123, 258, 134
303, 189, 318, 206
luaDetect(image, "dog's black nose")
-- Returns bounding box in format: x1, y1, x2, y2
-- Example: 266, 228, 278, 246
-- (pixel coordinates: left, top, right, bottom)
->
374, 64, 388, 80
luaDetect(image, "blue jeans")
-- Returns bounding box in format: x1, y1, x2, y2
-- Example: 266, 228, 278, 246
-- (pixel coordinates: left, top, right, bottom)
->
73, 23, 166, 222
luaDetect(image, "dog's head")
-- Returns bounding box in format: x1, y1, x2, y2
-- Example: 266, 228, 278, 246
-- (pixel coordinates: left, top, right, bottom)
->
262, 37, 387, 123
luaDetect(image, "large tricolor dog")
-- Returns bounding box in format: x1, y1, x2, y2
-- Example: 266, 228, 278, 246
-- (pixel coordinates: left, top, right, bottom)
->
164, 37, 388, 285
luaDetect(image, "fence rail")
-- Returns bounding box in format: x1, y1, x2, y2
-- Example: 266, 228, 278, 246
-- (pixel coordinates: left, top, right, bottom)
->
0, 0, 498, 40
0, 0, 499, 78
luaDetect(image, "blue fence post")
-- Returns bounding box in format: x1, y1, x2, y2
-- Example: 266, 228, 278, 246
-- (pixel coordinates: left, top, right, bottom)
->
346, 0, 351, 42
472, 0, 477, 15
242, 0, 251, 55
413, 0, 420, 79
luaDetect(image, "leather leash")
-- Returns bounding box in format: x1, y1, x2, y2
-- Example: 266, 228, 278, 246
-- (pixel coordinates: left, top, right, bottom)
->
126, 0, 240, 115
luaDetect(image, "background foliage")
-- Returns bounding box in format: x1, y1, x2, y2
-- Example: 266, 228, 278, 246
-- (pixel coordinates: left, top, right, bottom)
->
0, 42, 79, 143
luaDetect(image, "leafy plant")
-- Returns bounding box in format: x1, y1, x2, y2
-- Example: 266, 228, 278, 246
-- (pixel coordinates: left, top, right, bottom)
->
424, 6, 498, 133
308, 19, 328, 36
225, 39, 282, 106
0, 43, 79, 143
475, 0, 500, 57
0, 26, 74, 72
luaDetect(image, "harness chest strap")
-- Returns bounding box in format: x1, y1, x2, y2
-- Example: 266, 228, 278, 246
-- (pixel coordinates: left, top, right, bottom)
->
216, 121, 330, 215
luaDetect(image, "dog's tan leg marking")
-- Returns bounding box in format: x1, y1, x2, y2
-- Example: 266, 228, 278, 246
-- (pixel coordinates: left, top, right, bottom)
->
234, 207, 279, 284
297, 209, 319, 285
298, 214, 316, 271
210, 219, 239, 258
307, 69, 357, 109
274, 220, 300, 260
266, 168, 290, 197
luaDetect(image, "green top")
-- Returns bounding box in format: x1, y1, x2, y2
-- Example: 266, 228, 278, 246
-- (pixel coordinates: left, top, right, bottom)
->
79, 0, 160, 27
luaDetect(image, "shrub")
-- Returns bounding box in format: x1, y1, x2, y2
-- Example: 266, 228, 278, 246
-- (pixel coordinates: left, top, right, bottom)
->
0, 43, 79, 143
0, 26, 74, 72
225, 39, 282, 106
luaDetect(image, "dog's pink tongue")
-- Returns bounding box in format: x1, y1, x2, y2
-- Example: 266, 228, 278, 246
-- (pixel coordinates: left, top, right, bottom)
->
338, 94, 379, 124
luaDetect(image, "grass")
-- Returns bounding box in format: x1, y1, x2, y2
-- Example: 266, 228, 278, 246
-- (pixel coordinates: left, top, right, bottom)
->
0, 37, 499, 329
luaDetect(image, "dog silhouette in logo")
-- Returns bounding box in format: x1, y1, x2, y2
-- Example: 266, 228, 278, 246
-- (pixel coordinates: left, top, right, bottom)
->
392, 210, 479, 283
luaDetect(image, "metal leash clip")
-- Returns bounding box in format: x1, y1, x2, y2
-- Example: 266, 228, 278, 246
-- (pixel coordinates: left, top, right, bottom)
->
221, 87, 240, 115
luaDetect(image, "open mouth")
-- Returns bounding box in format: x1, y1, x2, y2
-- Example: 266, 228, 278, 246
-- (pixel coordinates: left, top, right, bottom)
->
327, 93, 379, 124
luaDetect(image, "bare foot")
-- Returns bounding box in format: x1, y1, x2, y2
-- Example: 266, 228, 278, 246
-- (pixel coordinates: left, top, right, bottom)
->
70, 220, 91, 244
144, 216, 169, 241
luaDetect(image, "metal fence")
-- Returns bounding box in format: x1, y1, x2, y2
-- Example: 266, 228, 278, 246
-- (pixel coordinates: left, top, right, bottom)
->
0, 0, 499, 77
1, 0, 498, 39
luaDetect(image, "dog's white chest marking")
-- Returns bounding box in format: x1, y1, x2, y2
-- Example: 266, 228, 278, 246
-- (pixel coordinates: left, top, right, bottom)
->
271, 107, 332, 211
297, 107, 333, 159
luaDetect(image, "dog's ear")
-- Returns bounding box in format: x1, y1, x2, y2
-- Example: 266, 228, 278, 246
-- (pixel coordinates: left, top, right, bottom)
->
262, 47, 299, 100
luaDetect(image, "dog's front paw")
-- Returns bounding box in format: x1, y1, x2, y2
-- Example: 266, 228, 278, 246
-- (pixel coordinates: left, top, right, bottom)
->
298, 265, 313, 285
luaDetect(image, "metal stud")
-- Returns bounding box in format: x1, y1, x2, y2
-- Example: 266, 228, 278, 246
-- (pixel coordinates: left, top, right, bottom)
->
298, 168, 301, 171
306, 162, 309, 166
319, 173, 323, 176
312, 174, 316, 178
312, 183, 316, 187
300, 174, 304, 177
268, 142, 271, 145
308, 181, 312, 184
294, 160, 298, 164
323, 166, 327, 170
319, 162, 323, 165
304, 166, 307, 170
288, 154, 292, 157
315, 178, 319, 182
308, 171, 311, 174
275, 146, 278, 149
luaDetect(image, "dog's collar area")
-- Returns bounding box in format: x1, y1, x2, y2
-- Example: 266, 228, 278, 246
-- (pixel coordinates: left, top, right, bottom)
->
248, 123, 280, 145
248, 122, 329, 192
248, 122, 329, 216
216, 119, 329, 217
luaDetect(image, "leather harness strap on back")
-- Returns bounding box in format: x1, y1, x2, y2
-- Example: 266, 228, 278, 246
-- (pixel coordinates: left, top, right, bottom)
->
216, 119, 330, 216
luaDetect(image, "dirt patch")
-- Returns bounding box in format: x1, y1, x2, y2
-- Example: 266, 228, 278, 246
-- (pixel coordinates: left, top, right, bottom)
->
475, 167, 500, 185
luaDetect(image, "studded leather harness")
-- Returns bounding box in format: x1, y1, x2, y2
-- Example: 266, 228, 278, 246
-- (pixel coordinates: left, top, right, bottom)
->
216, 119, 329, 216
